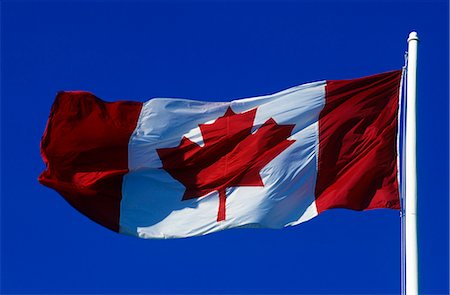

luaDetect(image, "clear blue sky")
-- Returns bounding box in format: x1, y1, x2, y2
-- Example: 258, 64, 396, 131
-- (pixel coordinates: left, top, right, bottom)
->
1, 1, 448, 294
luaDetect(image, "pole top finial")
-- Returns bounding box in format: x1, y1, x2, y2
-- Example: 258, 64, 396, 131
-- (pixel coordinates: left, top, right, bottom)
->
408, 31, 419, 42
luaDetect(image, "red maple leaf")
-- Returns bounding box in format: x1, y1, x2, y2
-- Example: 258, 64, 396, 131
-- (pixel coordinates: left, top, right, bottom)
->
157, 107, 295, 222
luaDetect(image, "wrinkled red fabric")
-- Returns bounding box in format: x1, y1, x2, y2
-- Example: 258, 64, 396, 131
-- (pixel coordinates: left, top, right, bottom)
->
315, 70, 402, 212
39, 91, 142, 232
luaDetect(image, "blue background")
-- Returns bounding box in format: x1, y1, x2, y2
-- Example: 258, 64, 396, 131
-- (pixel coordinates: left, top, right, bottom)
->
1, 1, 448, 294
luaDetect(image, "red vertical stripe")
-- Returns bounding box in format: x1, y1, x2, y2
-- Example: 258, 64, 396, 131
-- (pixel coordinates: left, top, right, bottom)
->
217, 188, 227, 222
39, 91, 142, 232
315, 70, 402, 213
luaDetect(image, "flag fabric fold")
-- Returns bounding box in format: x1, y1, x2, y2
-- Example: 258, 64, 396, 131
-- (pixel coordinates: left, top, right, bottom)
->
39, 70, 402, 238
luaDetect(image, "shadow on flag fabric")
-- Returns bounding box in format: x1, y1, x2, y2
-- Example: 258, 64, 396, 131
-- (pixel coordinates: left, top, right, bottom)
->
39, 70, 402, 239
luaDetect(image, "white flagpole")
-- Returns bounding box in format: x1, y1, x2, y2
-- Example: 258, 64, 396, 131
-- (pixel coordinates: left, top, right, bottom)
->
405, 31, 419, 295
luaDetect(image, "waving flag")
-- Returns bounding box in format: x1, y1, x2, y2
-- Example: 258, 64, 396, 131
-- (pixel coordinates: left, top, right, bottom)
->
39, 70, 402, 239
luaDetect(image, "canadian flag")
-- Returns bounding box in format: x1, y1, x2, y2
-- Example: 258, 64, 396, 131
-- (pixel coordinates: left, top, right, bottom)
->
39, 70, 402, 239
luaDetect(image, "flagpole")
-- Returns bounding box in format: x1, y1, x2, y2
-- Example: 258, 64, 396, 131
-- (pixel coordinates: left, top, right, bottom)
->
405, 31, 419, 295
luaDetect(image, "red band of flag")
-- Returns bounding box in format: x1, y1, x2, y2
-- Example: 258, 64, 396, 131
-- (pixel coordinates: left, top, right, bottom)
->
316, 70, 401, 212
39, 92, 142, 231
